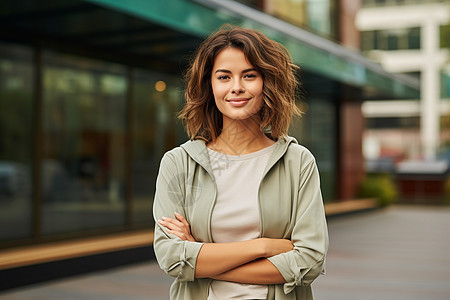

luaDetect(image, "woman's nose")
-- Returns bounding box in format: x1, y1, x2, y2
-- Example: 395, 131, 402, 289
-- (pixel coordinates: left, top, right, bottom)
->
232, 88, 244, 94
231, 80, 245, 94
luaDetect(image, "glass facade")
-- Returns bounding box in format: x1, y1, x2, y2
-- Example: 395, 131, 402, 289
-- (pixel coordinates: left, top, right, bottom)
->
306, 98, 337, 202
236, 0, 338, 39
41, 51, 128, 234
290, 97, 337, 202
0, 43, 34, 241
361, 27, 421, 51
131, 69, 185, 226
0, 42, 187, 244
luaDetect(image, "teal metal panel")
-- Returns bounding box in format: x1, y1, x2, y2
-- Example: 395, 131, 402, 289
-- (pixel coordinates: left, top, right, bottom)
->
83, 0, 419, 99
82, 0, 236, 37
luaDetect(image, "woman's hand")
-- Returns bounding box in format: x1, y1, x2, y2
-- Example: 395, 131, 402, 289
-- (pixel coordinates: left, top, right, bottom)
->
259, 238, 294, 258
158, 212, 196, 242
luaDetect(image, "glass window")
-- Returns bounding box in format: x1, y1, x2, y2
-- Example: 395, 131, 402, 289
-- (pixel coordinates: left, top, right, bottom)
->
264, 0, 335, 39
305, 98, 336, 202
290, 97, 336, 201
131, 69, 186, 226
366, 116, 420, 129
408, 27, 421, 49
439, 24, 450, 49
41, 51, 128, 235
402, 71, 421, 81
269, 0, 308, 29
361, 31, 374, 51
306, 0, 333, 37
387, 32, 399, 50
0, 43, 34, 241
441, 70, 450, 99
363, 28, 420, 52
374, 30, 382, 50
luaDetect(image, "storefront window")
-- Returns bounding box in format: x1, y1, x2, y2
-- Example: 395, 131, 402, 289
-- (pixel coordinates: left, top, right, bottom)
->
0, 43, 34, 241
132, 69, 186, 226
41, 51, 127, 235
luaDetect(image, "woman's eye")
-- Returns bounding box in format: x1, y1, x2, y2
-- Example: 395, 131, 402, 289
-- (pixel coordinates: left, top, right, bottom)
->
218, 75, 229, 80
244, 74, 256, 78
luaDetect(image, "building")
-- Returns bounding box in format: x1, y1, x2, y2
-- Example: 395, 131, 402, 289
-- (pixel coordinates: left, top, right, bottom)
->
356, 0, 450, 161
0, 0, 419, 289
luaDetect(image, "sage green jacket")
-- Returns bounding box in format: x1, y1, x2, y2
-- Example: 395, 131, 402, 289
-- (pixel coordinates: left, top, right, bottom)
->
153, 136, 329, 299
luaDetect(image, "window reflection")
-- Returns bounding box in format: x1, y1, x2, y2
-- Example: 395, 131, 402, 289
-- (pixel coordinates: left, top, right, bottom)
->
240, 0, 336, 38
132, 69, 186, 226
291, 97, 336, 201
41, 51, 127, 235
0, 43, 34, 241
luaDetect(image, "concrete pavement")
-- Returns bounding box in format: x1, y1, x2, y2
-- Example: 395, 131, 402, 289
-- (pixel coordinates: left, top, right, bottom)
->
1, 205, 449, 300
314, 205, 450, 300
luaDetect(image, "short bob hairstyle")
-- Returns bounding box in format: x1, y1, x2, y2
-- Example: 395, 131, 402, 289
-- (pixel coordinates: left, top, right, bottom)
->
179, 25, 302, 142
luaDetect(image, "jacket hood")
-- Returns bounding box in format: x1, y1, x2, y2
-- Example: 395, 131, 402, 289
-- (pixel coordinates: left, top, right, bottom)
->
180, 136, 299, 173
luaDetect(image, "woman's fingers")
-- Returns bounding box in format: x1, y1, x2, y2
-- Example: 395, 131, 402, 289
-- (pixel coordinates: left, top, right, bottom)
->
158, 214, 196, 242
174, 212, 191, 233
160, 213, 189, 231
158, 217, 182, 231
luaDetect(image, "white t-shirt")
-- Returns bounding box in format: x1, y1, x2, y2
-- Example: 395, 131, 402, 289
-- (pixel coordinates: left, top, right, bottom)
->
206, 143, 276, 300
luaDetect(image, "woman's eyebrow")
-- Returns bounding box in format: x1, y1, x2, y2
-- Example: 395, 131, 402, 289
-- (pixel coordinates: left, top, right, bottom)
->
214, 68, 257, 74
214, 69, 231, 74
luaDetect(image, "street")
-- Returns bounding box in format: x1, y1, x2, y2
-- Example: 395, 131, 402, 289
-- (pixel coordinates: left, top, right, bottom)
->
314, 206, 450, 299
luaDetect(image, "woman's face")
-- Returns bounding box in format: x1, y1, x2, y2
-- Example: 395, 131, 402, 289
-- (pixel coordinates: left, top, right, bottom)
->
211, 47, 264, 123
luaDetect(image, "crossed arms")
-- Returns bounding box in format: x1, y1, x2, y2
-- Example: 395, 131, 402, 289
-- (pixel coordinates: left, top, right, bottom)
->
158, 212, 292, 284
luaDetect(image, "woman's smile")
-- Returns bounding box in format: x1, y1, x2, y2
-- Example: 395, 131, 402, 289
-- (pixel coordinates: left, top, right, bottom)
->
226, 97, 252, 107
211, 47, 264, 122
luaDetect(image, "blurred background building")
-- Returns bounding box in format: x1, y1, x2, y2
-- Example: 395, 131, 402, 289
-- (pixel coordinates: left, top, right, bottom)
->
356, 0, 450, 203
0, 0, 424, 289
358, 0, 450, 161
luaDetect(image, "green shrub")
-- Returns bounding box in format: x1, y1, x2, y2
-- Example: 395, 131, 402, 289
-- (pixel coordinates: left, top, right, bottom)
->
358, 174, 397, 207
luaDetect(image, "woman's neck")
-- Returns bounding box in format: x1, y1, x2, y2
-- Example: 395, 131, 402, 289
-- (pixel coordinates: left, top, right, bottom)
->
208, 116, 275, 155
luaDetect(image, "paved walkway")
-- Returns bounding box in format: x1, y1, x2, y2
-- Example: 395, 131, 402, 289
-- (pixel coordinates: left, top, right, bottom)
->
1, 205, 449, 300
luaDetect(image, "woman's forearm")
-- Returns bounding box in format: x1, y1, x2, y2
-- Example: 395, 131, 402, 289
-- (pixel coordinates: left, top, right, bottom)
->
195, 239, 264, 278
195, 238, 293, 278
212, 258, 285, 284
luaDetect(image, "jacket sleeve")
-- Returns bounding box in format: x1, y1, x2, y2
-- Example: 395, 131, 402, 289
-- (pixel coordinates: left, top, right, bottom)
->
267, 158, 329, 294
152, 152, 204, 282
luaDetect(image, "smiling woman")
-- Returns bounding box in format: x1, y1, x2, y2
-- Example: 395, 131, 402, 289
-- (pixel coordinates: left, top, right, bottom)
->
153, 25, 328, 300
179, 25, 302, 144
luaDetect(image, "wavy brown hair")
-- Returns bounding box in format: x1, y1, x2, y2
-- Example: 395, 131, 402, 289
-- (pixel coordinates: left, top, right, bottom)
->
179, 25, 302, 141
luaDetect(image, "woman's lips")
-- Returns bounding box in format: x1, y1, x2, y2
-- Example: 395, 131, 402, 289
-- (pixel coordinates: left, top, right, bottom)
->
226, 98, 251, 107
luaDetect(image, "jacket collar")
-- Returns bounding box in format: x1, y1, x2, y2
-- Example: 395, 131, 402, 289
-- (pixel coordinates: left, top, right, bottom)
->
180, 136, 298, 174
264, 136, 298, 175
